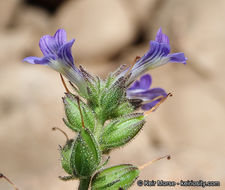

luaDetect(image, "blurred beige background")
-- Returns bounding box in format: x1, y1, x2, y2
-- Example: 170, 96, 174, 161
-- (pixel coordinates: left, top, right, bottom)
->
0, 0, 225, 189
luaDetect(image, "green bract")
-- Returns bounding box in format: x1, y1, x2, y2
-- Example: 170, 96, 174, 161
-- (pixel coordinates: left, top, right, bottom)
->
109, 101, 134, 118
60, 139, 74, 176
70, 128, 101, 177
99, 76, 126, 122
63, 93, 95, 132
91, 164, 140, 190
99, 113, 145, 152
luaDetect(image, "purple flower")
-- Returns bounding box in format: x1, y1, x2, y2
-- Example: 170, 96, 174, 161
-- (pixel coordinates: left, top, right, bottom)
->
127, 74, 167, 110
23, 29, 87, 96
129, 28, 187, 83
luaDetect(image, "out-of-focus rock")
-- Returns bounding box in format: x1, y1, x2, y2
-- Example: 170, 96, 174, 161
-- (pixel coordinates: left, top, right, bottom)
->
123, 0, 157, 28
0, 4, 51, 65
0, 0, 20, 29
150, 0, 225, 75
13, 5, 51, 33
54, 0, 137, 60
0, 30, 32, 65
25, 0, 68, 13
0, 28, 40, 64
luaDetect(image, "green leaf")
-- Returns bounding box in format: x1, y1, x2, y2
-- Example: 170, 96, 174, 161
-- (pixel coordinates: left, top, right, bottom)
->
99, 113, 145, 152
91, 164, 140, 190
70, 128, 101, 177
63, 93, 96, 132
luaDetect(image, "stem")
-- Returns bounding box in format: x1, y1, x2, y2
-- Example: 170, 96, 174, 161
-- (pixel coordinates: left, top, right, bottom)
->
78, 177, 91, 190
94, 118, 104, 139
93, 107, 105, 139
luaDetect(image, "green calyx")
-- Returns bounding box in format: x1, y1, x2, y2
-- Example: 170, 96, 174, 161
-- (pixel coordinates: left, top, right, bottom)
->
91, 164, 140, 190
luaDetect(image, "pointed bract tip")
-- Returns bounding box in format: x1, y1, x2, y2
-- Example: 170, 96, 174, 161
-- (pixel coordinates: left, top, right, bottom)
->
0, 173, 19, 190
52, 127, 69, 142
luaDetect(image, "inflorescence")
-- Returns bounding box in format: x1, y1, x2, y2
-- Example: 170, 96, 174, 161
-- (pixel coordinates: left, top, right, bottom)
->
23, 28, 187, 190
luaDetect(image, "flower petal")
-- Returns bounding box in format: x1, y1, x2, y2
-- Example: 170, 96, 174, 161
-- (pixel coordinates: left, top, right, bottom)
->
128, 28, 187, 84
127, 87, 166, 101
130, 41, 170, 83
128, 74, 152, 91
39, 29, 69, 56
54, 29, 67, 47
39, 35, 57, 56
139, 74, 152, 90
169, 53, 187, 64
134, 40, 170, 69
128, 80, 140, 90
142, 87, 167, 100
141, 100, 159, 110
23, 56, 51, 65
155, 28, 169, 44
57, 39, 75, 68
23, 56, 40, 64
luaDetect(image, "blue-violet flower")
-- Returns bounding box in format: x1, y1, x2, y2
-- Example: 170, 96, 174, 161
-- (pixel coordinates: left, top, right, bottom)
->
127, 74, 167, 110
128, 28, 187, 83
23, 29, 87, 96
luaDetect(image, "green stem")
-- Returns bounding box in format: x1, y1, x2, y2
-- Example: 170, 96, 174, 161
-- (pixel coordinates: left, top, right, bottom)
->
94, 119, 104, 139
94, 107, 105, 139
78, 177, 91, 190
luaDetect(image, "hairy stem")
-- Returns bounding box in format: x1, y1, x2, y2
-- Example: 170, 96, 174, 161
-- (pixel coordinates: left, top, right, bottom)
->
78, 177, 91, 190
94, 118, 104, 140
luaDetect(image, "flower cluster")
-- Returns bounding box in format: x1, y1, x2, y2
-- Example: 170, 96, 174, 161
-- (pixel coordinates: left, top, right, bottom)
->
24, 28, 186, 190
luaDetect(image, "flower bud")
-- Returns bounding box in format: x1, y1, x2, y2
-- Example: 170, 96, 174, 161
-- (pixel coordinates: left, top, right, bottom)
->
99, 113, 145, 152
70, 128, 101, 177
63, 93, 95, 132
91, 164, 139, 190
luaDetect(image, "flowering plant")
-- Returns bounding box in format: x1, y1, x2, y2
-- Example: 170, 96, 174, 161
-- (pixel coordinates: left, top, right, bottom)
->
23, 28, 186, 190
